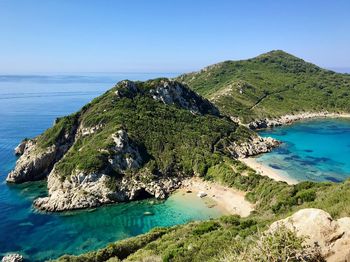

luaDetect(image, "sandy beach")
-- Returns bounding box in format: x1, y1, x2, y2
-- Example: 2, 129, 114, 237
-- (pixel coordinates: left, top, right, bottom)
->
180, 177, 254, 217
240, 157, 298, 185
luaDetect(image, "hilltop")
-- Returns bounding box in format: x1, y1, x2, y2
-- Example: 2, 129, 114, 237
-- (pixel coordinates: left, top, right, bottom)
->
177, 50, 350, 123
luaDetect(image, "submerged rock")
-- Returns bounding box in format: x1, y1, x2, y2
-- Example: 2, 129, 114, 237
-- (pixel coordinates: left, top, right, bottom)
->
270, 208, 350, 262
1, 254, 24, 262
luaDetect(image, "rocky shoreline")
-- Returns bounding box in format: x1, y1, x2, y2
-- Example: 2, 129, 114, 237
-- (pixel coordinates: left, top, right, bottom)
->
232, 136, 280, 158
9, 132, 275, 212
246, 111, 350, 130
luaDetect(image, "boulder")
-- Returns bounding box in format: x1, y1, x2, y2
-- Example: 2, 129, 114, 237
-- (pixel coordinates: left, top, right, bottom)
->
270, 208, 350, 262
197, 191, 207, 198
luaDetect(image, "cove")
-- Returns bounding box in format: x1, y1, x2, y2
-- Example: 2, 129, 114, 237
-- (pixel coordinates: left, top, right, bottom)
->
1, 182, 223, 261
257, 118, 350, 182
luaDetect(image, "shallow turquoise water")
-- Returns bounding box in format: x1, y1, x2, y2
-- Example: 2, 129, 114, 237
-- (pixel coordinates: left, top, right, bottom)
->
0, 74, 224, 261
258, 119, 350, 182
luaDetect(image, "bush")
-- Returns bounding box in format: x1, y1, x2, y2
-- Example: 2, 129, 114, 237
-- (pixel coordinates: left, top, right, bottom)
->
192, 221, 221, 236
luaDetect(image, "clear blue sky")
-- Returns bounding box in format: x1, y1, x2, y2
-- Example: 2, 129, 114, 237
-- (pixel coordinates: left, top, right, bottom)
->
0, 0, 349, 73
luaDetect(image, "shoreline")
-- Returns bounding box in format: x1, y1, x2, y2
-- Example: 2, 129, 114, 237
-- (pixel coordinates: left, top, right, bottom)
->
179, 177, 254, 217
247, 112, 350, 130
241, 112, 350, 185
240, 157, 298, 185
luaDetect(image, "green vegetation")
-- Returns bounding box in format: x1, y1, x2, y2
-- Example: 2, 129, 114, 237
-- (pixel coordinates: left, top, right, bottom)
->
55, 158, 350, 261
56, 228, 171, 262
37, 113, 79, 148
41, 52, 350, 261
218, 225, 323, 262
177, 50, 350, 122
33, 79, 257, 183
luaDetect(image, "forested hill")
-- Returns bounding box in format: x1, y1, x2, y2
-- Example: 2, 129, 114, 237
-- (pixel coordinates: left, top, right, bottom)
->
177, 50, 350, 123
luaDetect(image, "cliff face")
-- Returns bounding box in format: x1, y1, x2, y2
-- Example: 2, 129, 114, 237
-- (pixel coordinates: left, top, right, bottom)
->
7, 78, 274, 211
7, 117, 78, 183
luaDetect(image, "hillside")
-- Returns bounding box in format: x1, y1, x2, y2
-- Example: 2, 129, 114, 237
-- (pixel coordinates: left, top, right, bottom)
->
56, 161, 350, 262
177, 50, 350, 123
7, 79, 275, 211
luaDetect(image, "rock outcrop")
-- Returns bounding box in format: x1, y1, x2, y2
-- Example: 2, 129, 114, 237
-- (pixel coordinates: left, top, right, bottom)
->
232, 136, 280, 158
34, 170, 182, 212
247, 112, 350, 130
115, 79, 219, 115
7, 140, 59, 183
270, 208, 350, 262
33, 129, 182, 211
149, 80, 219, 115
14, 140, 29, 156
7, 119, 78, 183
1, 254, 23, 262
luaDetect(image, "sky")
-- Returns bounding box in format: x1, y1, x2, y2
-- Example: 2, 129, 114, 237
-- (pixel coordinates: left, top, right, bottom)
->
0, 0, 349, 74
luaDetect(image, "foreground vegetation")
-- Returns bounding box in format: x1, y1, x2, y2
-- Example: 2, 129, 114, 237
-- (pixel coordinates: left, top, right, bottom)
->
55, 158, 350, 261
177, 50, 350, 122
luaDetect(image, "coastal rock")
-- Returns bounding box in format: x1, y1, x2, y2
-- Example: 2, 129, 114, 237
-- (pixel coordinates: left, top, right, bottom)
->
1, 254, 24, 262
34, 170, 114, 211
7, 141, 59, 183
270, 208, 350, 262
34, 168, 182, 212
7, 117, 79, 183
232, 136, 280, 158
33, 129, 181, 211
247, 111, 348, 130
14, 139, 30, 156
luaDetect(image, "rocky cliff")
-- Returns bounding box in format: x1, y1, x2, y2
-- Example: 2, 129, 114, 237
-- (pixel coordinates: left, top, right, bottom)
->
8, 78, 273, 211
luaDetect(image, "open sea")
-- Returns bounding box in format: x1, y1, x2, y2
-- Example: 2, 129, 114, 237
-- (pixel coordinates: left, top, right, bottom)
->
0, 74, 224, 261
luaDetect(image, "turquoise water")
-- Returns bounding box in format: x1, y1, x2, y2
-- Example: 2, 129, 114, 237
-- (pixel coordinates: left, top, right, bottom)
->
258, 119, 350, 182
0, 74, 224, 261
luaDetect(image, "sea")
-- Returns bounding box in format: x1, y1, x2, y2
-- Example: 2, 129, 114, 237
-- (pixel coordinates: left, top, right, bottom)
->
257, 118, 350, 182
0, 74, 224, 261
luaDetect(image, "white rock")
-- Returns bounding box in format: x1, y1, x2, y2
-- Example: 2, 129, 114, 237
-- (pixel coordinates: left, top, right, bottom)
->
197, 191, 207, 198
270, 208, 350, 261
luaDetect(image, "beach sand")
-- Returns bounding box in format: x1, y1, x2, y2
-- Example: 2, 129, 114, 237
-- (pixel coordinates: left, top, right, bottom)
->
180, 177, 254, 217
240, 157, 298, 185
